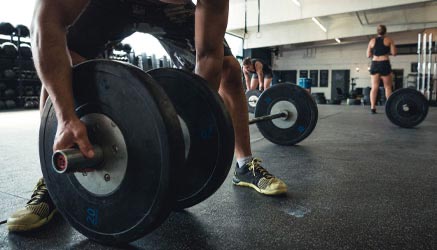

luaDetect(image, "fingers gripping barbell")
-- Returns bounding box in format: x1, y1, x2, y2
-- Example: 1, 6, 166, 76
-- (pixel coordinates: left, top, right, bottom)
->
40, 60, 234, 245
247, 84, 319, 146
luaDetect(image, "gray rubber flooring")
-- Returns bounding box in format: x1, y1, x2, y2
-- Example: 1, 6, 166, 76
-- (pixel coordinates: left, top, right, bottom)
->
0, 104, 436, 250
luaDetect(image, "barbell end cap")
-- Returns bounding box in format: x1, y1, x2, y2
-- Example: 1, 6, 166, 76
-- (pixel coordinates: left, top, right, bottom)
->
52, 150, 68, 174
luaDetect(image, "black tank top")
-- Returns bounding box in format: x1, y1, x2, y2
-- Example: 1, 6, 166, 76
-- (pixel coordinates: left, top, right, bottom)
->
372, 36, 390, 56
250, 58, 272, 74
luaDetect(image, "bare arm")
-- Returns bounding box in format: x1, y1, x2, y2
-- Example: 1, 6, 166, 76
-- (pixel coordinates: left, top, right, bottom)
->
194, 0, 229, 90
390, 38, 397, 56
367, 38, 374, 58
32, 0, 94, 157
243, 68, 251, 89
32, 0, 89, 122
255, 62, 264, 88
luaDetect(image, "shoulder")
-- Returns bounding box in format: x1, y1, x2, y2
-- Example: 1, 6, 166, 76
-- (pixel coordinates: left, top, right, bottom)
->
384, 36, 394, 44
254, 60, 263, 66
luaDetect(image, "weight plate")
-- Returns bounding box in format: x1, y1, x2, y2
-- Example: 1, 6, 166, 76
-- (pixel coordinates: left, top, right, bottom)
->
245, 89, 262, 113
39, 60, 185, 245
254, 83, 318, 145
385, 88, 429, 128
148, 68, 234, 210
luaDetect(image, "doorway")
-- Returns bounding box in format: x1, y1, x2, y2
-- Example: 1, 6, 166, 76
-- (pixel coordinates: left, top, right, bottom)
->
331, 70, 350, 100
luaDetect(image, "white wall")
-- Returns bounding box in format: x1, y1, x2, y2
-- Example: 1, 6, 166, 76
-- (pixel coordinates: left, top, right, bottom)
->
228, 0, 437, 48
228, 0, 431, 30
273, 42, 419, 99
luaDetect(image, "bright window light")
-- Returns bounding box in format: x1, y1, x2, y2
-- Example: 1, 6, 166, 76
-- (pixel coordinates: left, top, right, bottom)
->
335, 38, 341, 43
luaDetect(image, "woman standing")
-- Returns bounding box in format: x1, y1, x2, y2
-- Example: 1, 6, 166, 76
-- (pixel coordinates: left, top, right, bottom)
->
367, 24, 397, 114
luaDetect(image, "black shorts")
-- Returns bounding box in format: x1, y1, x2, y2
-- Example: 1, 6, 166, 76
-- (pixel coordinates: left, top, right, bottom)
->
67, 0, 233, 71
369, 60, 392, 76
251, 72, 273, 79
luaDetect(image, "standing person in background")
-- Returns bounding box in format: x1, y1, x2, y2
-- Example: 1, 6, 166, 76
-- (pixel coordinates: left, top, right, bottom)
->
367, 24, 397, 114
242, 57, 273, 92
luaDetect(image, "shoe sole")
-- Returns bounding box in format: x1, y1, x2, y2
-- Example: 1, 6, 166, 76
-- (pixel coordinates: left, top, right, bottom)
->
7, 209, 57, 232
232, 179, 287, 195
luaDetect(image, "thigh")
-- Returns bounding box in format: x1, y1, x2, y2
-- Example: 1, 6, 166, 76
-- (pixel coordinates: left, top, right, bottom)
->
381, 75, 393, 89
250, 77, 259, 89
371, 74, 380, 88
221, 56, 242, 82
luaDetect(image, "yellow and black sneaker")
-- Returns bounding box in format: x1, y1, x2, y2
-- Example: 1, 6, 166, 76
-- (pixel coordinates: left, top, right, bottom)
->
7, 178, 57, 232
232, 158, 287, 195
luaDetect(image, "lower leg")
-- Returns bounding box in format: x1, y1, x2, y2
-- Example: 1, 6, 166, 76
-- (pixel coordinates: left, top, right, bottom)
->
219, 57, 252, 162
264, 78, 272, 90
381, 75, 393, 99
370, 75, 379, 110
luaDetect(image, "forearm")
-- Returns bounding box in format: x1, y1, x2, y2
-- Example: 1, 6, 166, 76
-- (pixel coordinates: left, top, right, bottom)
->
245, 78, 251, 88
391, 45, 397, 56
367, 49, 373, 58
244, 72, 250, 88
32, 23, 76, 122
194, 0, 229, 90
257, 72, 264, 84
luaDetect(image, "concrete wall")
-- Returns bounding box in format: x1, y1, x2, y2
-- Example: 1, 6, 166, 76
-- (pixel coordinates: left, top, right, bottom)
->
273, 42, 421, 99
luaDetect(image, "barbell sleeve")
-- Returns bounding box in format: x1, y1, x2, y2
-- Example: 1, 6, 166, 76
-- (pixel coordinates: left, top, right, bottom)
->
52, 145, 104, 174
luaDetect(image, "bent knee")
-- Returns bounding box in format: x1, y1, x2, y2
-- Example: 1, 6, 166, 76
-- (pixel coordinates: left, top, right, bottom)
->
221, 56, 242, 83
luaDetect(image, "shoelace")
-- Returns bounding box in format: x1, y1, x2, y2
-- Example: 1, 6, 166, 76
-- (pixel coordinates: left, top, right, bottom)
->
248, 158, 273, 179
27, 180, 48, 205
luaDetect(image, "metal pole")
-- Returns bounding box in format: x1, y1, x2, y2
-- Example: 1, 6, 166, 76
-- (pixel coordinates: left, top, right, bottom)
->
434, 62, 437, 102
422, 33, 427, 94
428, 33, 433, 100
249, 112, 288, 125
417, 33, 421, 91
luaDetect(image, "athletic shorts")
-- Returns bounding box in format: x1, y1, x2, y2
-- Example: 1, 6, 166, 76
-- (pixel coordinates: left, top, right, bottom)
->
369, 60, 392, 76
251, 72, 273, 79
67, 0, 233, 71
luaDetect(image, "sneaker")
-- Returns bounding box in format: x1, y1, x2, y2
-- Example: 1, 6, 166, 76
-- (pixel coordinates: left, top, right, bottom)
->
232, 158, 287, 195
7, 178, 57, 232
371, 108, 377, 114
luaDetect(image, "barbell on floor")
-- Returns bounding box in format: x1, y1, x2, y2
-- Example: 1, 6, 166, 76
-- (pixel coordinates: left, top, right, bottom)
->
247, 83, 429, 130
39, 60, 234, 245
385, 88, 429, 128
246, 84, 319, 146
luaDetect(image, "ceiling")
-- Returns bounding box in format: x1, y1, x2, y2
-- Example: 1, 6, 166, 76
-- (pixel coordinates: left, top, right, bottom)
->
227, 0, 437, 49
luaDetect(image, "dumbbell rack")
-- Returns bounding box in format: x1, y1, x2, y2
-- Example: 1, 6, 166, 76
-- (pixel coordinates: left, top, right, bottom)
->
0, 23, 41, 111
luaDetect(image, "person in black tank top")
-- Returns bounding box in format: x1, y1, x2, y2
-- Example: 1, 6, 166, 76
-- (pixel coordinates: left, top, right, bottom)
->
366, 24, 397, 114
242, 57, 274, 91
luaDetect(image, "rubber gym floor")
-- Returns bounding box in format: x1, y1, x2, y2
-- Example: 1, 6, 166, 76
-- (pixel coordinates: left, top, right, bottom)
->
0, 104, 436, 250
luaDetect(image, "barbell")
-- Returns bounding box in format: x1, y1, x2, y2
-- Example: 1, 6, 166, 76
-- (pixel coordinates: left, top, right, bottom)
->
248, 84, 429, 130
385, 88, 429, 128
246, 84, 319, 145
40, 60, 234, 245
